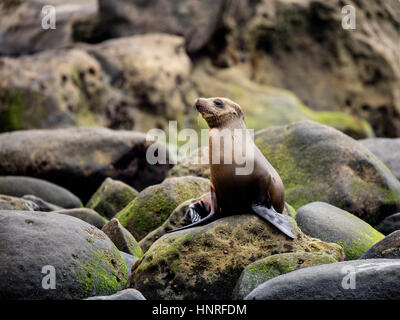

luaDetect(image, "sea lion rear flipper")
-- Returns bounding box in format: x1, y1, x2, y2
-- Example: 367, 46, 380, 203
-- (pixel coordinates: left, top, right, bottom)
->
251, 203, 295, 239
166, 208, 221, 233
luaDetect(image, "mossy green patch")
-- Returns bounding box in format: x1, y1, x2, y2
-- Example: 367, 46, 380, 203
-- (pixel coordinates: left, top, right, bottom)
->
75, 245, 128, 297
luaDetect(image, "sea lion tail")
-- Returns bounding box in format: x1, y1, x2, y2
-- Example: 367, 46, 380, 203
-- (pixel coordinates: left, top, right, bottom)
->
251, 203, 296, 239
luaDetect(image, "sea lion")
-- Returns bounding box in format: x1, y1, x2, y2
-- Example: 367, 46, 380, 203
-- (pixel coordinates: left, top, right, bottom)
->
168, 97, 295, 239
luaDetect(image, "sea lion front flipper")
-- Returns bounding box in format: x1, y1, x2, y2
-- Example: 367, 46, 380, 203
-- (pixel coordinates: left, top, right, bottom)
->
251, 203, 296, 239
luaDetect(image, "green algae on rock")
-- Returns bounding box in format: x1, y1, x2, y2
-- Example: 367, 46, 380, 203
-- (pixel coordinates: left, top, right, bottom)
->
233, 252, 338, 300
130, 214, 344, 300
116, 176, 210, 241
87, 177, 139, 219
296, 202, 384, 260
139, 195, 297, 253
0, 210, 128, 299
254, 121, 400, 225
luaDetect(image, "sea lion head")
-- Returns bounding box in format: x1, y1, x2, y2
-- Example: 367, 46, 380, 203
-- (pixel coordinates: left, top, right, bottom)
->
195, 97, 245, 128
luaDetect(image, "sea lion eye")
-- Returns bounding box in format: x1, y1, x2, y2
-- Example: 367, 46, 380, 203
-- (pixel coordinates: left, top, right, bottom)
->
214, 100, 223, 108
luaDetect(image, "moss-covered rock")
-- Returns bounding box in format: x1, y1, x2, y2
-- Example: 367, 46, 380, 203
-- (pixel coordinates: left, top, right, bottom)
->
233, 252, 338, 300
296, 202, 384, 260
255, 121, 400, 225
102, 218, 143, 258
0, 195, 38, 211
0, 210, 127, 299
87, 178, 139, 219
130, 214, 344, 300
116, 176, 210, 241
139, 194, 297, 253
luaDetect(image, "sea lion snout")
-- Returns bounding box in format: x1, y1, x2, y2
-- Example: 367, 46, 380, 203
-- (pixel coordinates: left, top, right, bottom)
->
194, 98, 207, 111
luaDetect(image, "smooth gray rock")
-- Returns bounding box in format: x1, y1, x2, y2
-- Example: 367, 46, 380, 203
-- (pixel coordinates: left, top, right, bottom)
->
22, 195, 64, 212
85, 289, 145, 300
0, 195, 38, 211
0, 210, 128, 300
120, 251, 139, 276
360, 138, 400, 181
102, 218, 142, 258
0, 176, 81, 209
296, 202, 384, 260
0, 128, 171, 202
376, 213, 400, 235
361, 231, 400, 259
54, 208, 108, 229
245, 259, 400, 300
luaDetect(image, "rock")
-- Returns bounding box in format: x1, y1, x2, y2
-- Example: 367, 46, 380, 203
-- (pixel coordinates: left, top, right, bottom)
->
0, 127, 172, 202
54, 208, 108, 229
0, 0, 97, 56
0, 210, 128, 300
22, 195, 64, 212
233, 252, 338, 300
245, 0, 400, 137
120, 252, 139, 276
97, 0, 230, 53
376, 213, 400, 235
0, 176, 81, 209
87, 34, 192, 120
361, 231, 400, 259
139, 195, 295, 253
102, 218, 142, 258
0, 48, 134, 132
296, 202, 384, 260
130, 214, 344, 300
116, 176, 210, 241
360, 138, 400, 181
0, 195, 38, 211
168, 146, 210, 179
85, 288, 146, 300
245, 259, 400, 300
254, 121, 400, 225
87, 178, 138, 219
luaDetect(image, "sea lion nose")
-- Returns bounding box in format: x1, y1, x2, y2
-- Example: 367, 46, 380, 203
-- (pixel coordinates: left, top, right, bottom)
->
195, 98, 203, 110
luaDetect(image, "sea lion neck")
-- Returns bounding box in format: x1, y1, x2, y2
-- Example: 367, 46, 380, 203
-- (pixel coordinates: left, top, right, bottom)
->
207, 115, 247, 130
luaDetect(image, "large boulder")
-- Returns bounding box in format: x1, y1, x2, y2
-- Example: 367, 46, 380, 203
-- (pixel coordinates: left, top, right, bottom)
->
245, 0, 400, 137
102, 218, 143, 258
0, 127, 172, 202
245, 259, 400, 300
86, 178, 138, 220
233, 252, 338, 300
0, 210, 128, 300
116, 176, 210, 241
360, 138, 400, 181
0, 48, 131, 132
361, 231, 400, 259
254, 121, 400, 225
0, 0, 97, 56
296, 202, 384, 260
21, 195, 64, 212
96, 0, 232, 53
130, 214, 344, 300
139, 195, 295, 252
0, 176, 81, 208
87, 34, 192, 121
